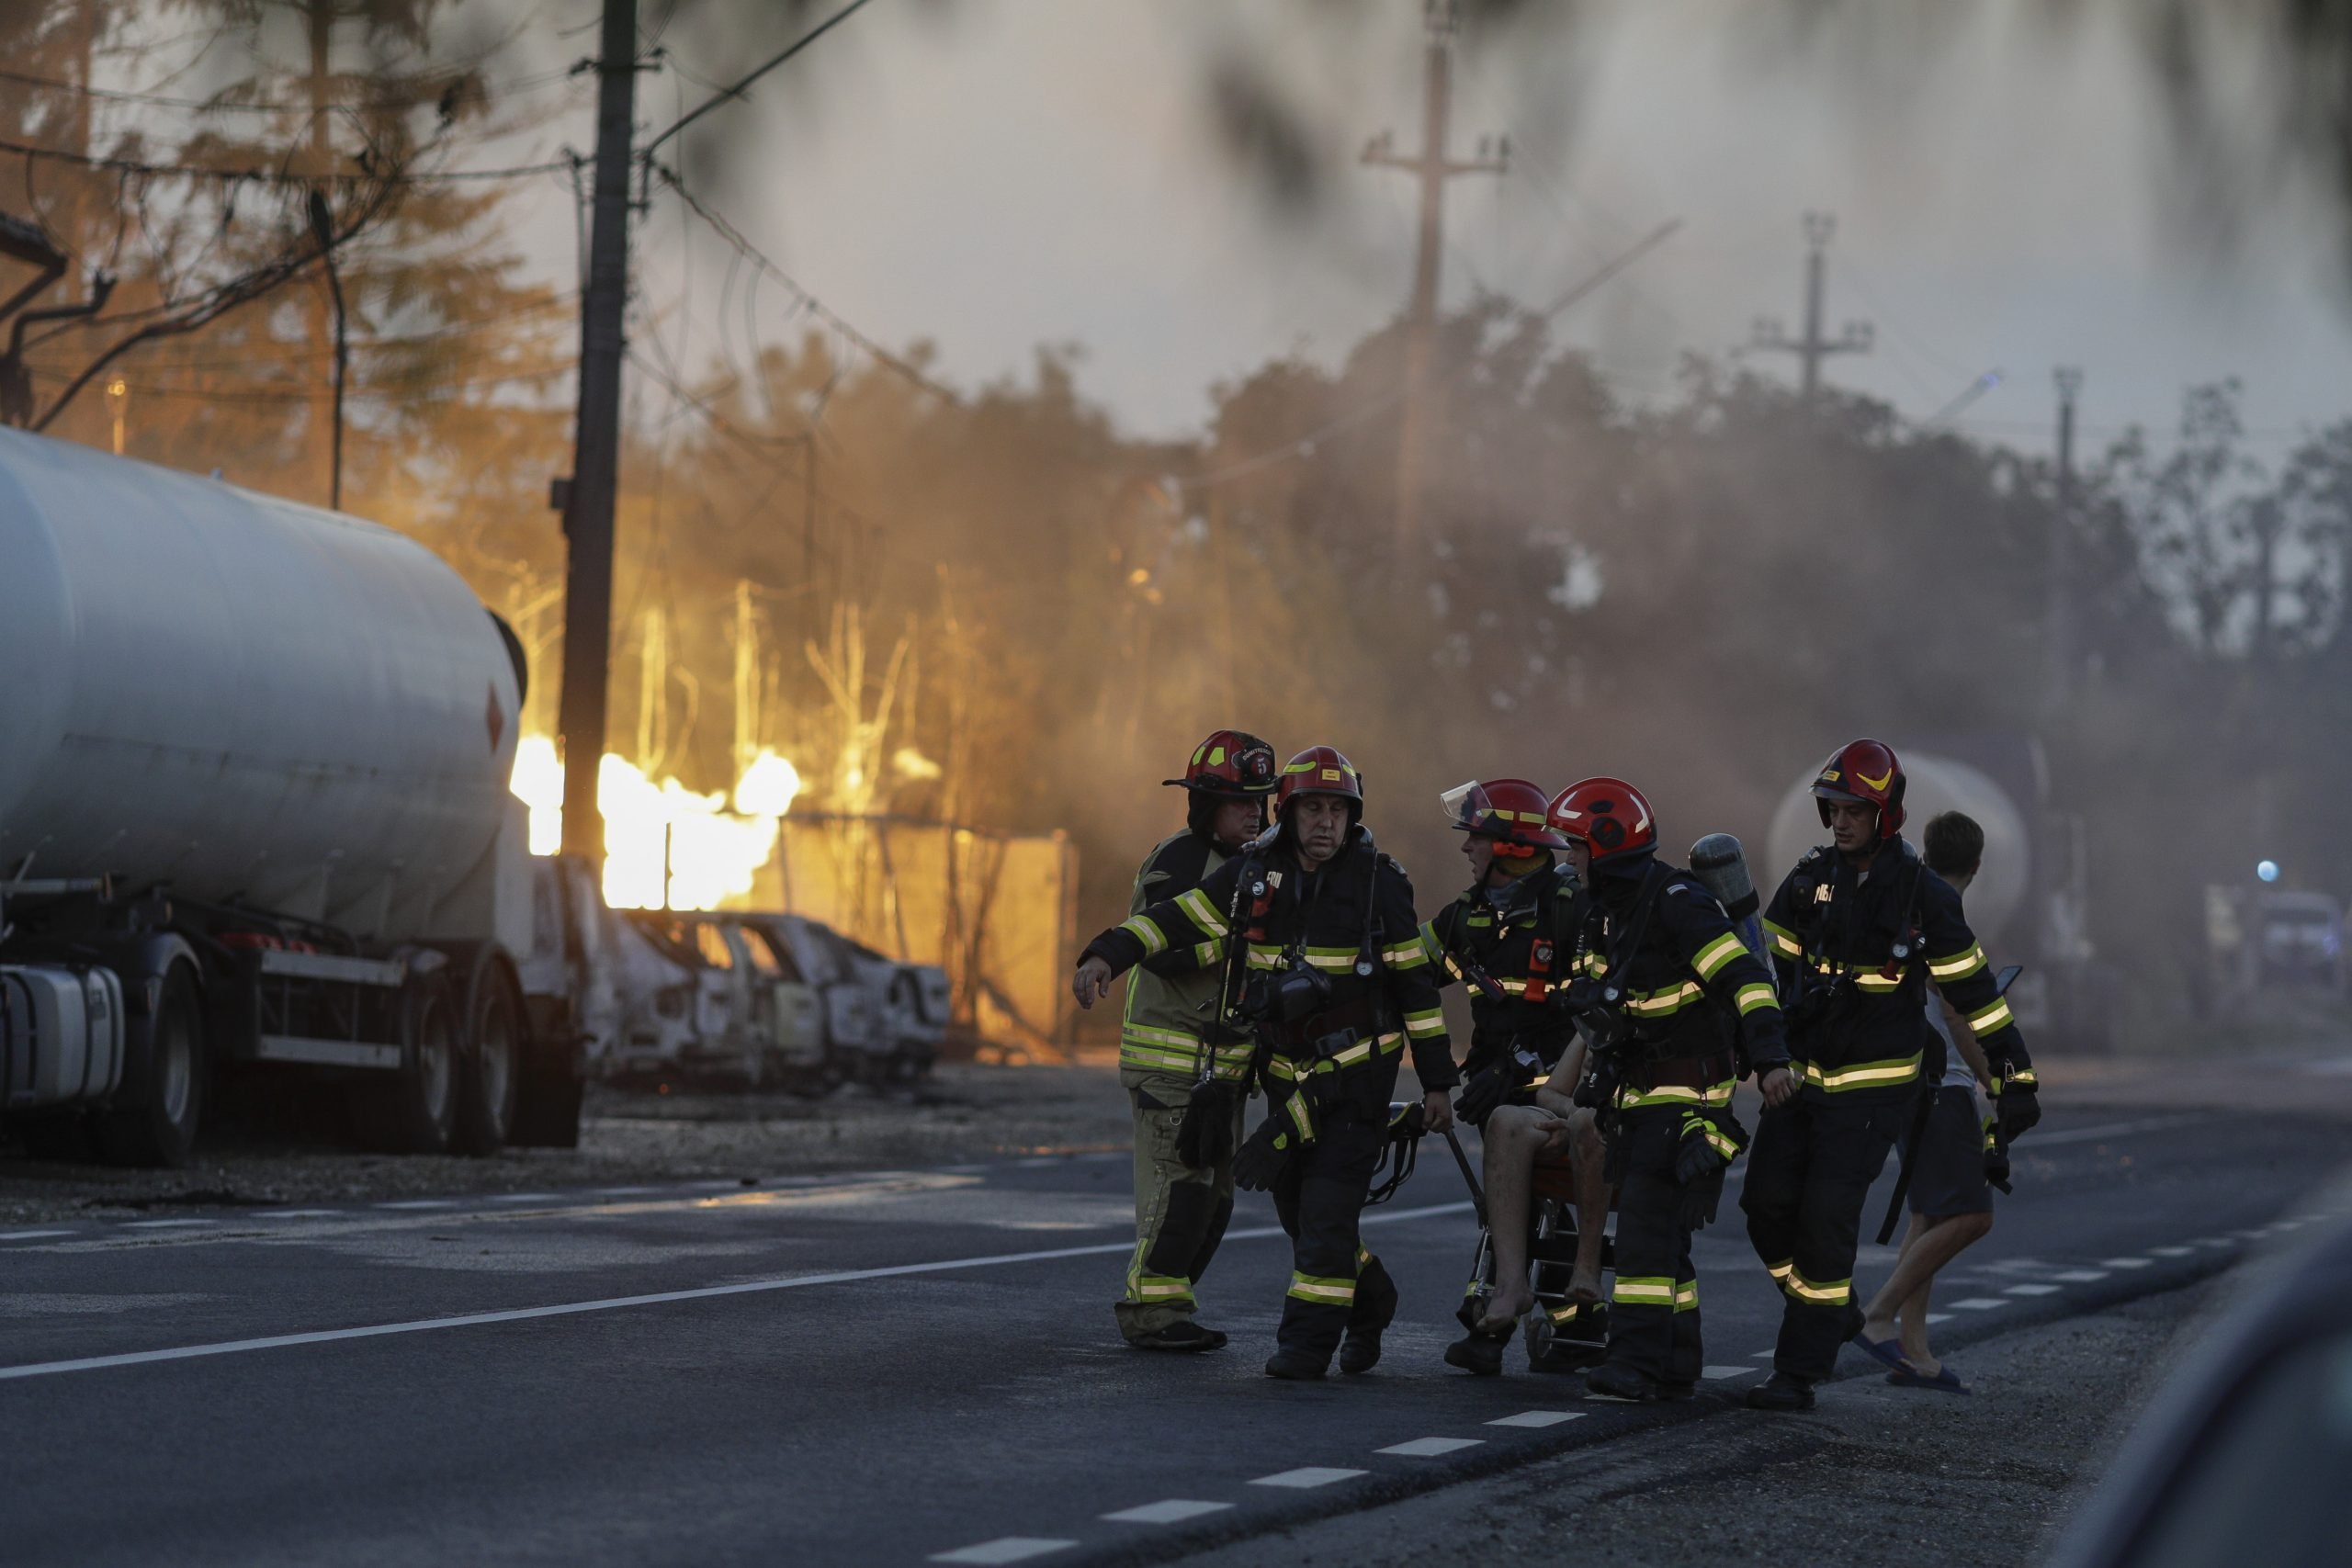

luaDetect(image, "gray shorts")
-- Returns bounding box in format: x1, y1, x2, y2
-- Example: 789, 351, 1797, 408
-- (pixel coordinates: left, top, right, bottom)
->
1906, 1085, 1993, 1219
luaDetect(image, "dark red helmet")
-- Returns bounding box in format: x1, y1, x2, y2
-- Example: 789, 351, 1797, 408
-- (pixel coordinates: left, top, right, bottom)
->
1812, 738, 1905, 840
1546, 777, 1657, 864
1442, 779, 1567, 857
1275, 745, 1363, 820
1165, 729, 1279, 796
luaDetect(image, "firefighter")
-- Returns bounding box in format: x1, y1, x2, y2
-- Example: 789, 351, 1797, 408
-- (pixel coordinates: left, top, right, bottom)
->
1529, 777, 1795, 1402
1743, 739, 2040, 1413
1073, 746, 1457, 1381
1105, 729, 1280, 1352
1415, 779, 1608, 1375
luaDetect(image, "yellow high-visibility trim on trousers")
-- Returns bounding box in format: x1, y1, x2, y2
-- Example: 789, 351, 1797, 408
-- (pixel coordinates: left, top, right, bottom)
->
1288, 1272, 1357, 1305
1673, 1279, 1698, 1314
1612, 1276, 1679, 1306
1800, 1053, 1921, 1091
1784, 1267, 1851, 1305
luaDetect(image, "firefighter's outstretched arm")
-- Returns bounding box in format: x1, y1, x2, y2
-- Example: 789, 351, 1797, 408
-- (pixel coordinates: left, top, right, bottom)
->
1660, 882, 1797, 1108
1073, 856, 1245, 1010
1916, 872, 2038, 1138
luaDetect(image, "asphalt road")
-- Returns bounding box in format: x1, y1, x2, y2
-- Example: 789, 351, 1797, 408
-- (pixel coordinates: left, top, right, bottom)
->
5, 1096, 2349, 1568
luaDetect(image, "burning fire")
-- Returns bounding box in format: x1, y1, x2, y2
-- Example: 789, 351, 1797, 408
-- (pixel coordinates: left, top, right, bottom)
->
508, 736, 802, 910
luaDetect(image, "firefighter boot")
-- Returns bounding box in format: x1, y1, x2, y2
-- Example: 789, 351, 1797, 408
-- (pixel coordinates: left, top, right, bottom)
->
1340, 1258, 1399, 1374
1129, 1321, 1228, 1353
1263, 1348, 1329, 1381
1745, 1371, 1817, 1412
1586, 1360, 1681, 1404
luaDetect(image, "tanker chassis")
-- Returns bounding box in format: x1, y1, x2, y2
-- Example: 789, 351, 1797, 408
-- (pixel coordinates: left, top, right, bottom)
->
0, 429, 586, 1166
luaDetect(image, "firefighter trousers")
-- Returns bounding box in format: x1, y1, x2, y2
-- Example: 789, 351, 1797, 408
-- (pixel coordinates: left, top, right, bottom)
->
1115, 1072, 1241, 1340
1601, 1104, 1704, 1384
1740, 1086, 1906, 1381
1268, 1111, 1396, 1365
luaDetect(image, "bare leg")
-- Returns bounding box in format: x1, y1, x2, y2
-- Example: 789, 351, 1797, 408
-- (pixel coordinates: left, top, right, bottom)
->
1566, 1108, 1610, 1303
1476, 1105, 1549, 1327
1860, 1213, 1930, 1342
1863, 1212, 1993, 1377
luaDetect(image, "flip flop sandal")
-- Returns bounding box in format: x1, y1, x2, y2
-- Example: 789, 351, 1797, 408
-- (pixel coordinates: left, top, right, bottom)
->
1853, 1335, 1915, 1375
1887, 1365, 1971, 1394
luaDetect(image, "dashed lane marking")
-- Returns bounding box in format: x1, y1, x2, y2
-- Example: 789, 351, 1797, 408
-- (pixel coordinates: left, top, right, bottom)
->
1946, 1298, 2010, 1311
1925, 1312, 1955, 1325
492, 1194, 560, 1204
1487, 1411, 1584, 1429
1701, 1365, 1759, 1380
253, 1210, 342, 1220
1749, 1349, 1776, 1359
929, 1538, 1076, 1564
122, 1219, 215, 1229
2148, 1246, 2196, 1258
1377, 1438, 1484, 1457
0, 1201, 1476, 1382
2004, 1284, 2061, 1296
1101, 1500, 1232, 1525
375, 1201, 458, 1211
1250, 1467, 1367, 1489
2051, 1270, 2109, 1282
0, 1229, 74, 1241
2100, 1258, 2154, 1269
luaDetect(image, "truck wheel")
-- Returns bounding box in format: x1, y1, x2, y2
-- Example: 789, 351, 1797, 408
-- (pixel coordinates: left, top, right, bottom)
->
98, 965, 205, 1168
355, 976, 458, 1154
454, 959, 524, 1156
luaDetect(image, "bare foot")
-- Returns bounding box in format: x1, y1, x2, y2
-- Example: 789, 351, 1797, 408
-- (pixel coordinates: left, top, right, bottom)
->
1567, 1265, 1604, 1305
1476, 1282, 1535, 1333
1860, 1315, 1900, 1345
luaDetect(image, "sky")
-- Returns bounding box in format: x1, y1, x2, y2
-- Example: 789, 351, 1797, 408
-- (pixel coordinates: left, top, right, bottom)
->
131, 0, 2352, 463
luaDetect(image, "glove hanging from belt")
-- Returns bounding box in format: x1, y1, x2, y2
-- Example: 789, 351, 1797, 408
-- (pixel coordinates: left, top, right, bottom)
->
1233, 1089, 1318, 1191
1174, 1079, 1244, 1168
1672, 1109, 1748, 1232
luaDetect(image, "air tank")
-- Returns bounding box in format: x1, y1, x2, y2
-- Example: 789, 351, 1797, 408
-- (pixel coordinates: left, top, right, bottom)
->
0, 429, 523, 938
1765, 750, 2031, 943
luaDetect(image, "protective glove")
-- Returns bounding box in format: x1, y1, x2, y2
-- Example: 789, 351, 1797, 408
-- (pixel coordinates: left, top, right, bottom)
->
1453, 1053, 1534, 1127
1175, 1080, 1243, 1168
1983, 1114, 2014, 1194
1231, 1119, 1295, 1192
1995, 1081, 2041, 1144
1671, 1111, 1746, 1231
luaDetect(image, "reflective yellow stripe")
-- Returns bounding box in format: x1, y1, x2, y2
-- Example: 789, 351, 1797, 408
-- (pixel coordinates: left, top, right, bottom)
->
1692, 931, 1745, 981
1765, 1258, 1793, 1283
1612, 1276, 1677, 1306
1192, 940, 1222, 966
1736, 982, 1778, 1017
1125, 1241, 1197, 1306
1288, 1272, 1356, 1304
1625, 980, 1703, 1017
1174, 886, 1228, 938
1785, 1268, 1850, 1305
1246, 944, 1283, 970
1800, 1053, 1921, 1091
1404, 1009, 1445, 1038
1616, 1078, 1736, 1111
1967, 998, 2016, 1036
1852, 968, 1906, 993
1119, 915, 1168, 956
1701, 1123, 1740, 1161
2005, 1066, 2037, 1089
1763, 919, 1803, 958
1673, 1278, 1699, 1314
1382, 942, 1428, 969
1928, 942, 1987, 981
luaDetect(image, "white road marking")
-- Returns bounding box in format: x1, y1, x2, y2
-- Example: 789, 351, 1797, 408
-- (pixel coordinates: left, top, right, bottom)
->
2148, 1246, 2196, 1257
253, 1210, 342, 1220
491, 1194, 561, 1204
1250, 1467, 1366, 1488
1925, 1312, 1954, 1325
0, 1202, 1476, 1382
122, 1219, 216, 1229
0, 1229, 74, 1241
1946, 1298, 2009, 1311
929, 1539, 1077, 1564
685, 1180, 741, 1191
1378, 1438, 1484, 1457
1701, 1365, 1758, 1380
375, 1201, 458, 1211
592, 1186, 658, 1197
2026, 1115, 2206, 1147
2052, 1270, 2109, 1282
1487, 1411, 1584, 1428
1102, 1500, 1232, 1525
2100, 1258, 2154, 1269
1749, 1349, 1777, 1359
2004, 1284, 2061, 1296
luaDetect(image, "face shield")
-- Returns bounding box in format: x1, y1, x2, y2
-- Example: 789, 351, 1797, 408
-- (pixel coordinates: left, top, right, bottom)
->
1441, 781, 1497, 834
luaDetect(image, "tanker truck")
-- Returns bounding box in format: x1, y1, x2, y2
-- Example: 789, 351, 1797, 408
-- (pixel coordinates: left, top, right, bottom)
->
1766, 736, 2107, 1050
0, 427, 588, 1165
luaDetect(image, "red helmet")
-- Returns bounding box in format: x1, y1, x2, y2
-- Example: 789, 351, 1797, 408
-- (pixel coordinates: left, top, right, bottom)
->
1275, 745, 1363, 820
1165, 729, 1279, 796
1546, 777, 1657, 864
1812, 738, 1905, 840
1442, 779, 1567, 857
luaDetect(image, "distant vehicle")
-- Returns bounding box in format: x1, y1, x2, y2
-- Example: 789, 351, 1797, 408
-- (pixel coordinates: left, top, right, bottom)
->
842, 937, 948, 1083
682, 914, 828, 1093
2205, 887, 2346, 1001
2044, 1212, 2352, 1568
743, 913, 888, 1087
0, 429, 589, 1165
600, 912, 700, 1083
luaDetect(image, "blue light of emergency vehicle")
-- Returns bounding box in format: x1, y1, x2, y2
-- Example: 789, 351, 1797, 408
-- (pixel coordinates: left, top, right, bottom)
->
2256, 860, 2281, 883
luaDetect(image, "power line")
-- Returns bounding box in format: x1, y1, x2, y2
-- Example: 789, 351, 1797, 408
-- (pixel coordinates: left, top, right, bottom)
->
0, 134, 572, 186
652, 163, 958, 404
639, 0, 880, 158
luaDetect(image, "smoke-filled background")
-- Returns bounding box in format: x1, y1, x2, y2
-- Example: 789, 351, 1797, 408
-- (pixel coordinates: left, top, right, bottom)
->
10, 0, 2352, 1049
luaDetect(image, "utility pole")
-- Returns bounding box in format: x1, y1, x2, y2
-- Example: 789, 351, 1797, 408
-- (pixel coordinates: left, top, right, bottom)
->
555, 0, 639, 866
306, 1, 336, 505
1363, 0, 1506, 556
1751, 212, 1872, 405
2048, 367, 2082, 705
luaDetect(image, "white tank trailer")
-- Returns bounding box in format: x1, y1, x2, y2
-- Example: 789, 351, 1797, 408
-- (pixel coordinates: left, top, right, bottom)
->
1766, 739, 2106, 1050
0, 428, 585, 1164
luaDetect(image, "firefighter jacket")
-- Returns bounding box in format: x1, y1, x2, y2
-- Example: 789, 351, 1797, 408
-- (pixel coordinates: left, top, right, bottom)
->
1578, 855, 1791, 1111
1082, 825, 1457, 1133
1114, 830, 1255, 1086
1419, 862, 1584, 1079
1760, 836, 2033, 1098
